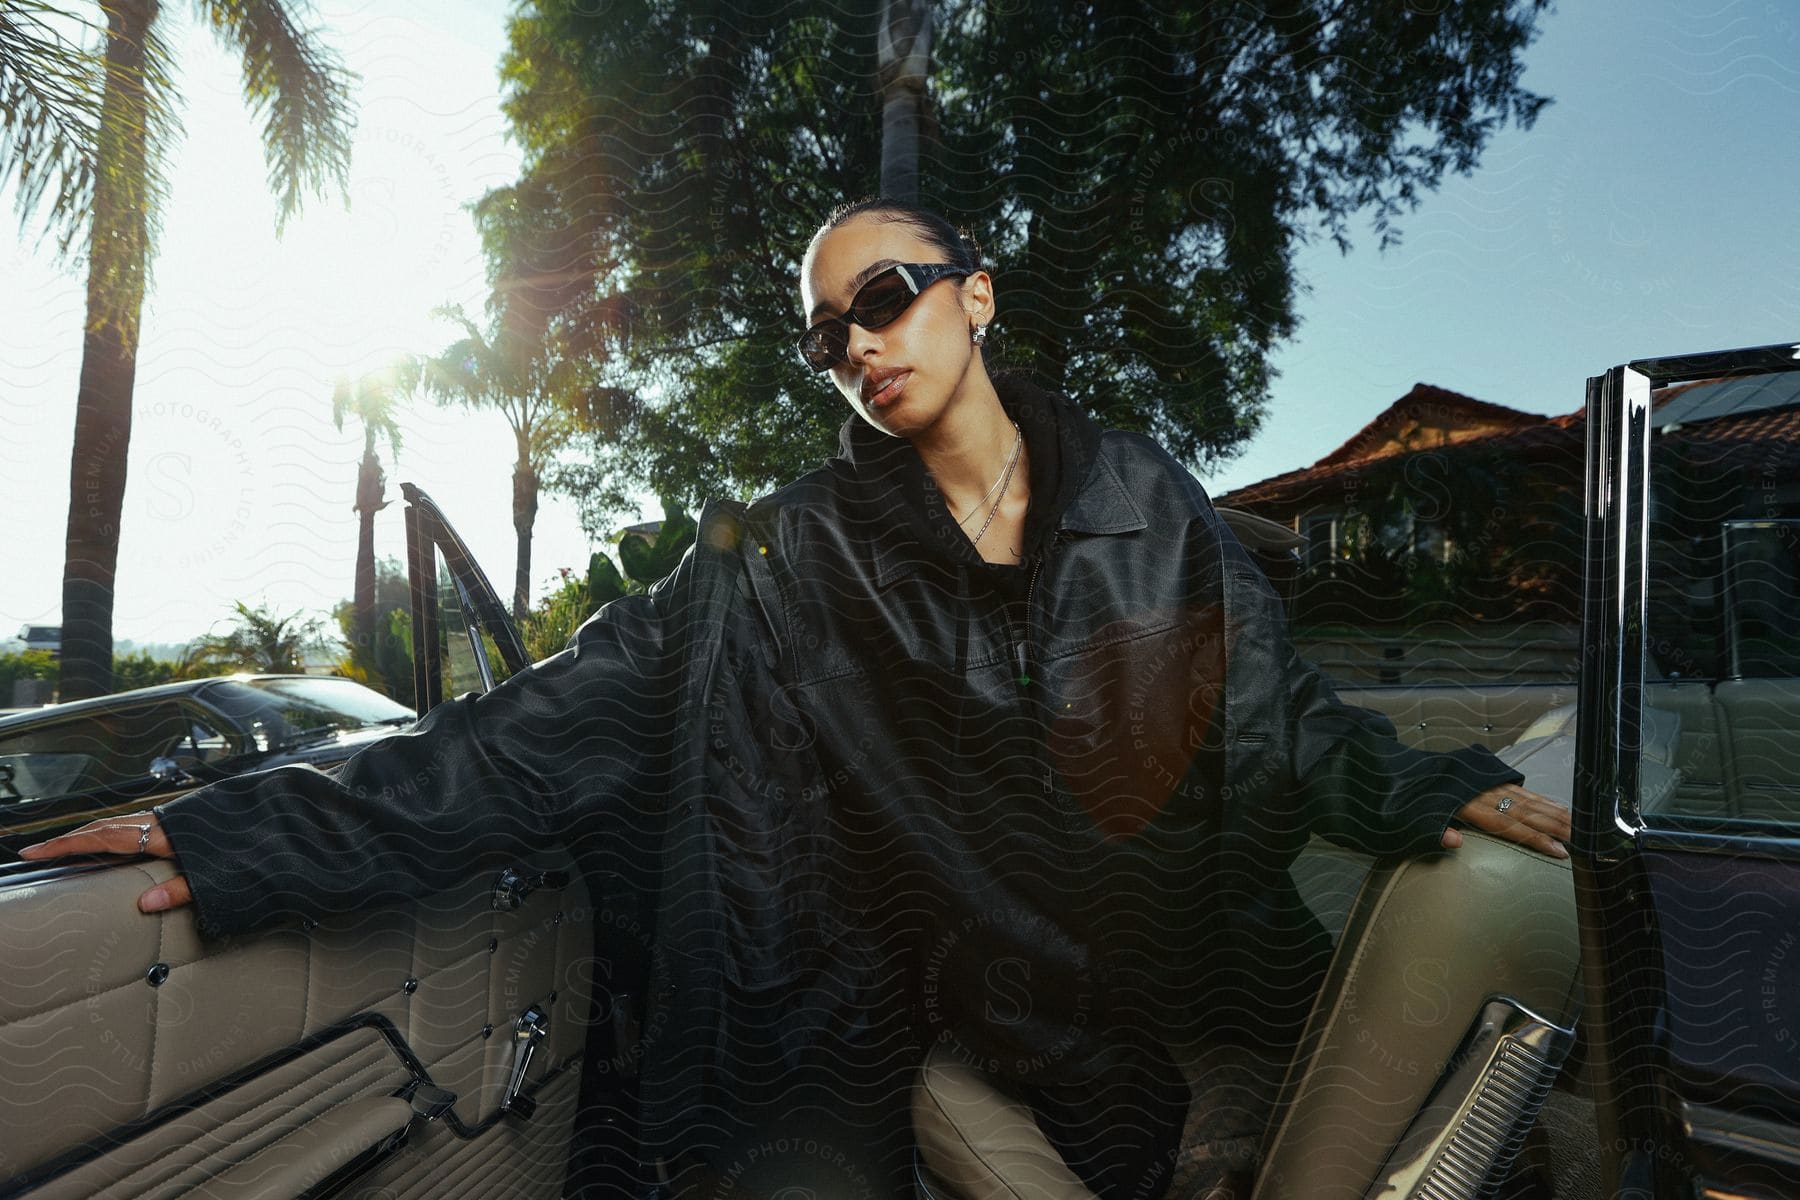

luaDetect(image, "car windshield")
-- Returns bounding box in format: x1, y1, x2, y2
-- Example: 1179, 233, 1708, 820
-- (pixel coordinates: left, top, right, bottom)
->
197, 677, 414, 751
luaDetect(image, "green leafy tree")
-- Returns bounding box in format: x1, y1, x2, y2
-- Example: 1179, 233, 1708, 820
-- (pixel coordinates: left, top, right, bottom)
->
0, 0, 355, 700
1, 5, 107, 248
617, 501, 697, 589
186, 600, 334, 675
330, 366, 406, 662
0, 649, 61, 705
331, 555, 414, 707
490, 0, 1550, 523
519, 569, 589, 662
518, 500, 698, 660
587, 500, 698, 609
112, 648, 179, 690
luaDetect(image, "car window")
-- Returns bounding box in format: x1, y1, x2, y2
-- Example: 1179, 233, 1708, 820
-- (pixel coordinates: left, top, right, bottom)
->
183, 711, 235, 764
1644, 391, 1800, 832
0, 701, 189, 803
430, 551, 519, 697
0, 753, 94, 804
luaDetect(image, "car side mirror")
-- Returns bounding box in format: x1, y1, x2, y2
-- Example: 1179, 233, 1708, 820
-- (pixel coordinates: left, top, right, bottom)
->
148, 756, 192, 784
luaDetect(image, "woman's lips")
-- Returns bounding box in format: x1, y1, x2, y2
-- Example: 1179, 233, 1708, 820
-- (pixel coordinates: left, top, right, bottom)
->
865, 370, 910, 409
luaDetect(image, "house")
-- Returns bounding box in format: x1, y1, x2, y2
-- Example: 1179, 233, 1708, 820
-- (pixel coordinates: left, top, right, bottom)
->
1218, 384, 1581, 578
1215, 373, 1800, 683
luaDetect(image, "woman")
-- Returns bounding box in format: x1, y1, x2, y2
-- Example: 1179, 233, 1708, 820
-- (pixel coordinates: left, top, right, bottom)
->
22, 198, 1569, 1199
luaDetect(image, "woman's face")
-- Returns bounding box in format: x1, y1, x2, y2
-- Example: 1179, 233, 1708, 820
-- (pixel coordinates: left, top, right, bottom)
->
800, 214, 994, 439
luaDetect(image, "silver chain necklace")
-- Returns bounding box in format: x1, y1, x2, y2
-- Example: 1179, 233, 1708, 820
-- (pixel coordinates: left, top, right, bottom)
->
955, 421, 1022, 529
962, 422, 1023, 547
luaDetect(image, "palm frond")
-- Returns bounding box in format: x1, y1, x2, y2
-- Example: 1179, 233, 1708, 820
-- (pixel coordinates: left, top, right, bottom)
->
329, 372, 352, 430
331, 366, 406, 454
0, 2, 179, 282
195, 0, 355, 230
0, 3, 102, 258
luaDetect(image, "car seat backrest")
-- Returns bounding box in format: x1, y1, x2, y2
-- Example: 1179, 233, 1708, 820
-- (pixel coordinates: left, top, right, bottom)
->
1711, 677, 1800, 822
1643, 682, 1728, 817
1335, 684, 1578, 754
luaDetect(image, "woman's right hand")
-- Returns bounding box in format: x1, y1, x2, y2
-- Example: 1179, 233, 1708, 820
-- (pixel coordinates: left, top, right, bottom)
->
17, 813, 192, 913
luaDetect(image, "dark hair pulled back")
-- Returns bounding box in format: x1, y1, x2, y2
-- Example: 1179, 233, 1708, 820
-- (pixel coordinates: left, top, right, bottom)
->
809, 195, 984, 277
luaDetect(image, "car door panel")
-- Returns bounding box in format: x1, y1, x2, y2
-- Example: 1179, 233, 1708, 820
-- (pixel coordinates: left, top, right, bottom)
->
1642, 840, 1800, 1109
1578, 346, 1800, 1198
0, 852, 594, 1199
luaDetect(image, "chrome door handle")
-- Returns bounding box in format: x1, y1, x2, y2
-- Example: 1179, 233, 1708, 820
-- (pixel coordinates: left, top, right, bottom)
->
501, 1005, 549, 1118
491, 866, 569, 912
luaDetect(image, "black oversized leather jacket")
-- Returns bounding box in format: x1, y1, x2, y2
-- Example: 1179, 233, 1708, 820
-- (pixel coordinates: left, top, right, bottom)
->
155, 375, 1521, 1175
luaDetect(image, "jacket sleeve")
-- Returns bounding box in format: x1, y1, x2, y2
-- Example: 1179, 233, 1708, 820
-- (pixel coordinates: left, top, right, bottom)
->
1211, 508, 1523, 861
1282, 643, 1525, 858
154, 558, 694, 940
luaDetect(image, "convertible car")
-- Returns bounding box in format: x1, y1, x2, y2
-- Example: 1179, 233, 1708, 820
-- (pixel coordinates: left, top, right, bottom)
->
1, 346, 1797, 1199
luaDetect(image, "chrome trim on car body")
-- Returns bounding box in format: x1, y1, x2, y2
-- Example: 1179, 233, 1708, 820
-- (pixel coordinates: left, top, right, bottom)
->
1681, 1101, 1800, 1171
1364, 997, 1575, 1200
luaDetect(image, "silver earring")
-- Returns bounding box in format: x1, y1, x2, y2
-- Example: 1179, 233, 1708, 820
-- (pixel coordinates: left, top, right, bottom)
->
971, 324, 988, 346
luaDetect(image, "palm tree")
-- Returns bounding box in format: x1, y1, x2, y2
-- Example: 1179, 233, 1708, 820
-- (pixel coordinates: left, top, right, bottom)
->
411, 305, 574, 621
185, 600, 331, 675
877, 0, 932, 201
330, 366, 405, 664
1, 1, 354, 700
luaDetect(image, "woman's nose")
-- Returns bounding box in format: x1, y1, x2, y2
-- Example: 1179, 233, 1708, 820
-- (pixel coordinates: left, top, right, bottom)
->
845, 321, 884, 364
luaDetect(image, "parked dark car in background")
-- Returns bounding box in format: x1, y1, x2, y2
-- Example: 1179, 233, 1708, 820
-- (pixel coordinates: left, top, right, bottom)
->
0, 673, 415, 854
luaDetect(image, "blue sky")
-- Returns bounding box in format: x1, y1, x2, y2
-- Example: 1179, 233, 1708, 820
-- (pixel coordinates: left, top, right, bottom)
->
3, 0, 1796, 646
1211, 0, 1800, 495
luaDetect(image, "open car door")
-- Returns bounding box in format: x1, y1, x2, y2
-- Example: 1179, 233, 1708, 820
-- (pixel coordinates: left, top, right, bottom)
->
0, 486, 601, 1199
1578, 342, 1800, 1198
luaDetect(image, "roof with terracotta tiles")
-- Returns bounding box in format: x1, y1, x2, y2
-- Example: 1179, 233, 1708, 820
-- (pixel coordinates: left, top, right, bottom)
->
1216, 375, 1800, 514
1217, 384, 1582, 511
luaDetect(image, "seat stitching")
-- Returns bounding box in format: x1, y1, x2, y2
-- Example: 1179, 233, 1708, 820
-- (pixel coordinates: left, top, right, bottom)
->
186, 1054, 411, 1189
114, 1045, 393, 1192
300, 920, 313, 1037
0, 970, 151, 1030
91, 1036, 398, 1195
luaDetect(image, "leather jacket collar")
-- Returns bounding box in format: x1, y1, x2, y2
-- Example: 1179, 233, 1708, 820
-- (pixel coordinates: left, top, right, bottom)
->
829, 372, 1145, 587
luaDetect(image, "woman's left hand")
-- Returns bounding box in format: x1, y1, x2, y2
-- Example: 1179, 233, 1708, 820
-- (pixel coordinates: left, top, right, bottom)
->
1442, 783, 1571, 859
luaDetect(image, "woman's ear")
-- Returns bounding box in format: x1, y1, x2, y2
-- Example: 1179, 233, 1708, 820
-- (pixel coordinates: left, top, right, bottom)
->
961, 270, 996, 325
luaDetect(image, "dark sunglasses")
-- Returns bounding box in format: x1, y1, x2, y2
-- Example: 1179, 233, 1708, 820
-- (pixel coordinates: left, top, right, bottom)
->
796, 261, 970, 372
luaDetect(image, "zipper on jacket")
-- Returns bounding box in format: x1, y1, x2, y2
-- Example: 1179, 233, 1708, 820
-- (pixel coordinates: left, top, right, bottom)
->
1017, 534, 1065, 800
1013, 550, 1046, 690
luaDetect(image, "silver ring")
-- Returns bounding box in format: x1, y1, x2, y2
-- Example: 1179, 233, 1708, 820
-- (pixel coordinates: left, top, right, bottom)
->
136, 823, 153, 854
1496, 795, 1516, 814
